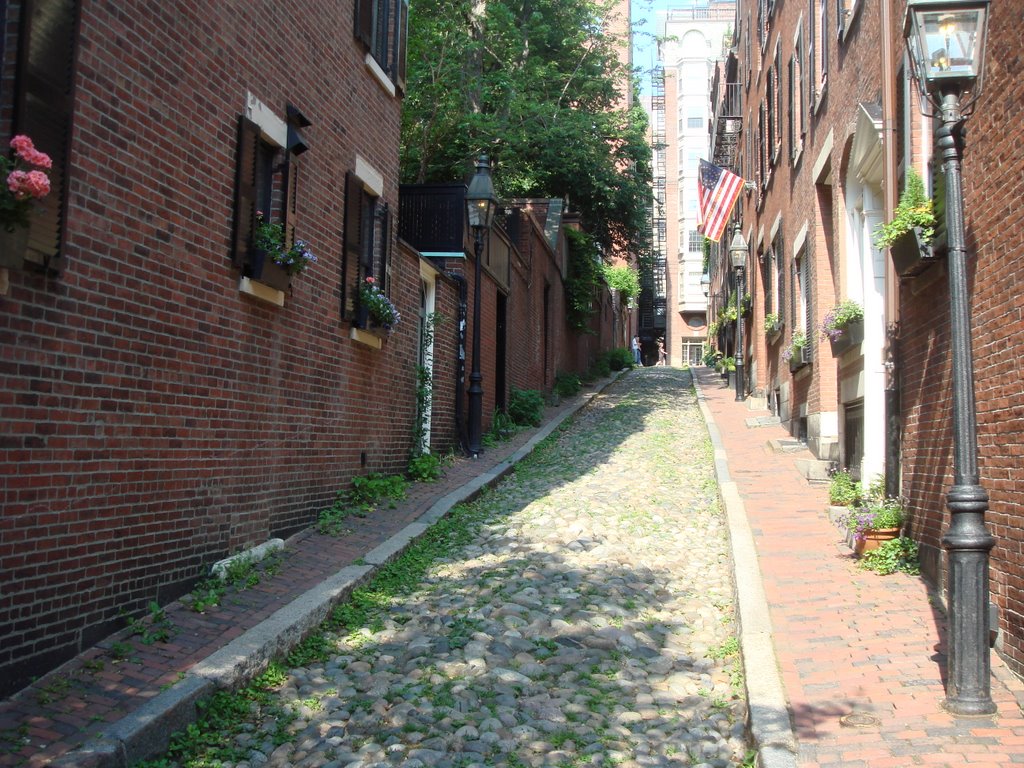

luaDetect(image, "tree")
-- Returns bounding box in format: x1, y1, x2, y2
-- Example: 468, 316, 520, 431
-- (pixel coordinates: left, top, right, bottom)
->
401, 0, 652, 257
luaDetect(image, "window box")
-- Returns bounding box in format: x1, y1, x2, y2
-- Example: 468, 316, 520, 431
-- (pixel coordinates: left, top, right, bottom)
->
0, 227, 29, 269
789, 345, 811, 372
828, 319, 864, 357
249, 248, 292, 292
890, 226, 939, 279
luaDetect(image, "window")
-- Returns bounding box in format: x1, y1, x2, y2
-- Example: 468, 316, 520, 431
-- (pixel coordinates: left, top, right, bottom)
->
687, 117, 703, 129
355, 0, 409, 91
688, 230, 704, 252
232, 105, 306, 292
342, 170, 393, 322
789, 27, 805, 162
10, 0, 78, 272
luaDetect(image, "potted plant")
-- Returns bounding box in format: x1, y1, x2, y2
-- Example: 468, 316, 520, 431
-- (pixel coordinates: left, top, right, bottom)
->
1, 135, 52, 268
874, 168, 937, 278
250, 211, 317, 290
357, 276, 401, 331
842, 496, 904, 556
820, 299, 864, 357
764, 312, 782, 340
784, 330, 809, 372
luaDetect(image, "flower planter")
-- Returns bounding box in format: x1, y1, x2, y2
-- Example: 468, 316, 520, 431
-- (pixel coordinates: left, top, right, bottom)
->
766, 323, 782, 344
828, 319, 864, 357
854, 527, 901, 556
788, 346, 810, 372
890, 227, 938, 278
249, 248, 291, 292
0, 227, 29, 268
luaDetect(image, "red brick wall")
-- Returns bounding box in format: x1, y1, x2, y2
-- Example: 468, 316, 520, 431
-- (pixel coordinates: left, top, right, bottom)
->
0, 0, 417, 694
897, 3, 1024, 676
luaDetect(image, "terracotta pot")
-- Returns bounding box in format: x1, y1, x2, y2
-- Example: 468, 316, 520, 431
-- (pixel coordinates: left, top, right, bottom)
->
855, 527, 901, 556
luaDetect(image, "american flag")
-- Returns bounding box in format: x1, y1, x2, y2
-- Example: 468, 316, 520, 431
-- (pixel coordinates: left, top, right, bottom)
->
697, 160, 744, 243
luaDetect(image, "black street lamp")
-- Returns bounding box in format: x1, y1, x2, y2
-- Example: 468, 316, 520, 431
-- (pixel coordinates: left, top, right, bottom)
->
729, 230, 747, 402
904, 0, 994, 716
465, 155, 498, 458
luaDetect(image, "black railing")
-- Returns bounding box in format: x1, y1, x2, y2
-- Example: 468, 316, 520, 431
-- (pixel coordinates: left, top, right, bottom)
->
398, 184, 467, 255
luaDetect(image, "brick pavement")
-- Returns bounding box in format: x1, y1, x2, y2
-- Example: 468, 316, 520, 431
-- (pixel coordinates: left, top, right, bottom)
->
694, 366, 1024, 768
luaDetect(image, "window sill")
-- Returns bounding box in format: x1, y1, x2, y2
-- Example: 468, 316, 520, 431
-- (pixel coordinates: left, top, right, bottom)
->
239, 277, 285, 307
364, 52, 397, 97
350, 325, 386, 349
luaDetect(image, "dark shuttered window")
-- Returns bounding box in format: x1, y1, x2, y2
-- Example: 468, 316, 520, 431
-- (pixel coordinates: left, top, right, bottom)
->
355, 0, 409, 92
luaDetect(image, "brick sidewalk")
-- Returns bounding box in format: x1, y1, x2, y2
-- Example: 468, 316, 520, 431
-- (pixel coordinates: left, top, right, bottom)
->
0, 382, 597, 768
693, 366, 1024, 768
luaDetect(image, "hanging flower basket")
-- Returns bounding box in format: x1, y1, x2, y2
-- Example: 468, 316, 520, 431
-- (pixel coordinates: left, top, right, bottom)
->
890, 226, 939, 278
828, 319, 864, 357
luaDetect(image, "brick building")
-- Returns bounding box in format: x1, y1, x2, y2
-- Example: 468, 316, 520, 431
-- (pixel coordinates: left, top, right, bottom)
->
0, 1, 619, 695
720, 0, 1024, 683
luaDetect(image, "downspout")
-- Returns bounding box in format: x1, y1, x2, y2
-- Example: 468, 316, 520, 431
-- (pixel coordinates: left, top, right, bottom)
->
881, 0, 901, 499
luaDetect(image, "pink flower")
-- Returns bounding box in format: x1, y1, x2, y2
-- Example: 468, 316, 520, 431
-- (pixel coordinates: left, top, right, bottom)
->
25, 149, 52, 169
365, 276, 376, 284
7, 170, 50, 200
10, 135, 35, 156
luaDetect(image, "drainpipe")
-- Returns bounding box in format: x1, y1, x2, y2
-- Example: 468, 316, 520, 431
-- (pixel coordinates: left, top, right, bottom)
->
881, 0, 901, 500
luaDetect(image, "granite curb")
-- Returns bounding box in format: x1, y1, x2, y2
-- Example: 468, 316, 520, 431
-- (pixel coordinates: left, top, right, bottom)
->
692, 375, 799, 768
54, 372, 625, 768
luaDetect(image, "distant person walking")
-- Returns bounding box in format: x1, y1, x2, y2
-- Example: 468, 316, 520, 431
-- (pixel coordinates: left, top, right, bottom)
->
657, 338, 667, 366
632, 335, 642, 365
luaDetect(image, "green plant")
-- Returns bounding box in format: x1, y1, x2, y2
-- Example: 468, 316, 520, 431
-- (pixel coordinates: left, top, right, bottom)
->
124, 601, 175, 645
483, 409, 518, 447
602, 264, 640, 301
783, 330, 807, 362
349, 472, 407, 514
820, 299, 864, 341
408, 451, 443, 482
588, 355, 611, 380
554, 371, 582, 398
841, 496, 904, 542
252, 211, 317, 275
721, 356, 736, 372
828, 469, 863, 507
764, 312, 780, 334
604, 347, 634, 371
874, 167, 936, 249
708, 319, 721, 336
357, 276, 401, 328
564, 228, 604, 332
860, 536, 920, 575
508, 387, 544, 427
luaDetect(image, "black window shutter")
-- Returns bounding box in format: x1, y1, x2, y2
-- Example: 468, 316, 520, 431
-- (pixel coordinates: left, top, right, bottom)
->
355, 0, 374, 48
394, 0, 409, 92
342, 172, 363, 320
15, 0, 79, 273
232, 116, 261, 269
379, 202, 391, 292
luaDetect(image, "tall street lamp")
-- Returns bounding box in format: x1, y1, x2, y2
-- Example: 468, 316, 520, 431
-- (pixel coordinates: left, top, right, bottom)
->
904, 0, 993, 716
729, 229, 747, 402
465, 155, 498, 458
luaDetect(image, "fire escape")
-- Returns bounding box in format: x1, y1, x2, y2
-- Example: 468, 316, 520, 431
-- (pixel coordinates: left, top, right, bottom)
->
640, 66, 668, 341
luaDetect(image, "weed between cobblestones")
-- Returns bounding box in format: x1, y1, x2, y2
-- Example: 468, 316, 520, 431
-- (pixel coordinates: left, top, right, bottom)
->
139, 369, 747, 768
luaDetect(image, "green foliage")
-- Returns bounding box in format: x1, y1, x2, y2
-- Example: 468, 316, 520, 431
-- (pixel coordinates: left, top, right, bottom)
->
764, 312, 780, 334
317, 474, 408, 536
554, 371, 582, 398
829, 470, 863, 507
124, 601, 175, 645
188, 551, 279, 612
401, 0, 652, 257
508, 387, 544, 427
875, 167, 935, 248
564, 228, 605, 332
602, 264, 640, 299
860, 536, 920, 575
408, 452, 443, 482
604, 347, 634, 371
483, 409, 519, 448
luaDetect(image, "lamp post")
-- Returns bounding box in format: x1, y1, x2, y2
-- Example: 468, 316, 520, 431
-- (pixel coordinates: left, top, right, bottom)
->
904, 0, 994, 716
465, 155, 499, 458
729, 230, 747, 402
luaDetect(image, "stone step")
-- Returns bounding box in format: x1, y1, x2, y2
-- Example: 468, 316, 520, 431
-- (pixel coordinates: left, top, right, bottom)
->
746, 415, 782, 428
767, 437, 806, 453
795, 457, 833, 483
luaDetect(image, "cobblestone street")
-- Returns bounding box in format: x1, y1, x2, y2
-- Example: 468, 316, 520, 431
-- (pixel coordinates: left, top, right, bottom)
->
212, 367, 747, 768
